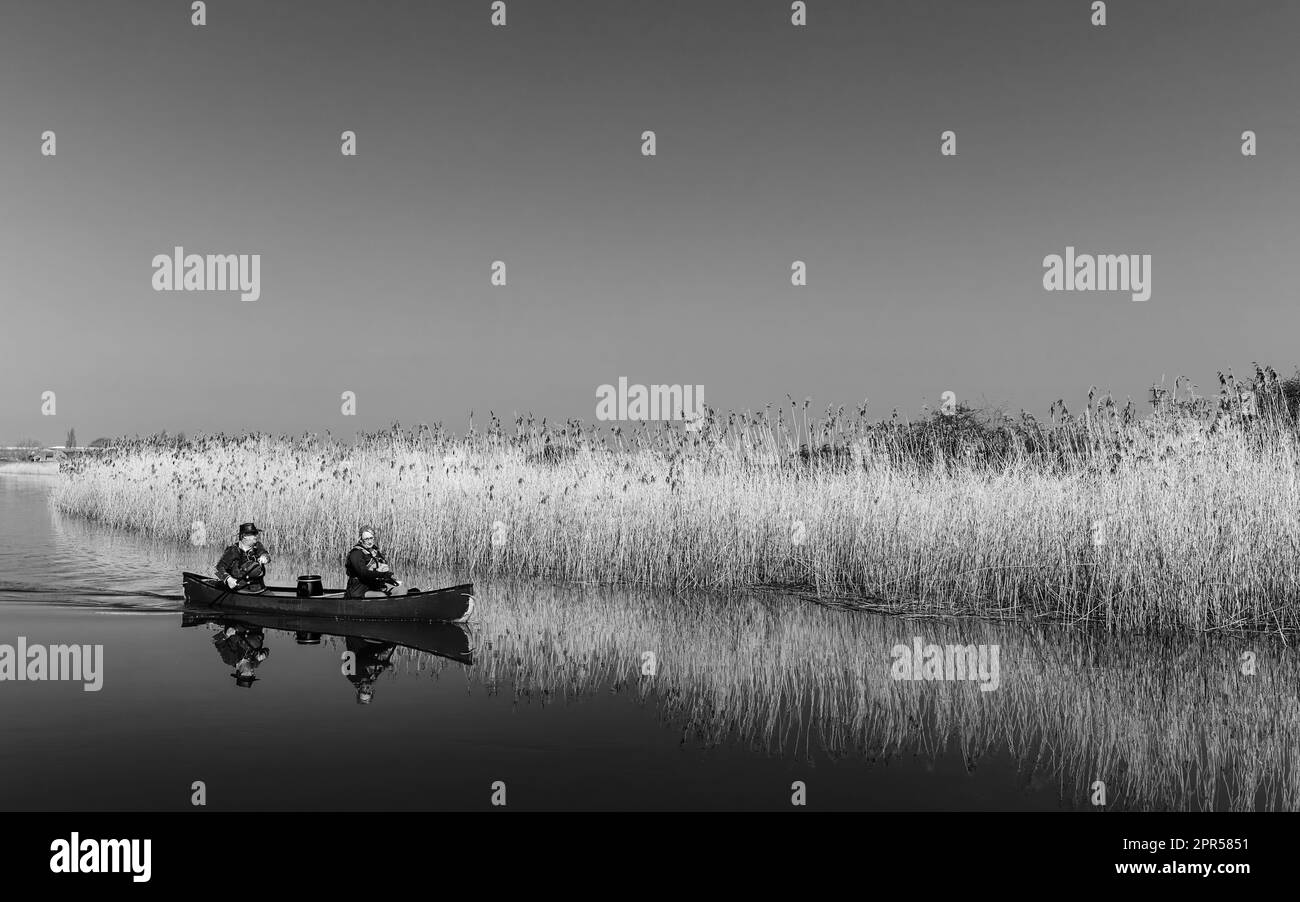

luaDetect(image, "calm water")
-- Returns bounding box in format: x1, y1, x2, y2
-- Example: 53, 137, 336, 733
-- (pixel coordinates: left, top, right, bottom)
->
1, 472, 1295, 811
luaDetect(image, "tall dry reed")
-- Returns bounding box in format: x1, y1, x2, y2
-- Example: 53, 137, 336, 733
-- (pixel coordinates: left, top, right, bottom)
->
52, 365, 1300, 632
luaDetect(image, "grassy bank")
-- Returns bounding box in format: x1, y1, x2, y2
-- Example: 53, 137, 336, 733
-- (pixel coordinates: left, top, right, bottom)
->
51, 365, 1300, 633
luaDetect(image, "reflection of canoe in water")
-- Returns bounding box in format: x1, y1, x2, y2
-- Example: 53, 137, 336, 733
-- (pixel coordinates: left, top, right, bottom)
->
180, 609, 476, 665
181, 571, 475, 623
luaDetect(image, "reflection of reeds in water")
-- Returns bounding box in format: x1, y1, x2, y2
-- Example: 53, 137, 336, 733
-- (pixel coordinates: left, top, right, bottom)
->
441, 583, 1299, 811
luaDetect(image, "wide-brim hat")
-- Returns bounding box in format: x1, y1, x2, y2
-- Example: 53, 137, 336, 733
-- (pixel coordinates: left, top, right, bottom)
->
238, 522, 261, 536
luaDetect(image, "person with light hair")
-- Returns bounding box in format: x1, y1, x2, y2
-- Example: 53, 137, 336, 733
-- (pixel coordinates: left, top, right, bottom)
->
344, 525, 411, 598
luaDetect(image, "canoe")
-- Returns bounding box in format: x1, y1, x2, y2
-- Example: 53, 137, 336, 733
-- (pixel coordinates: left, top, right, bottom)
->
180, 609, 476, 665
181, 571, 475, 623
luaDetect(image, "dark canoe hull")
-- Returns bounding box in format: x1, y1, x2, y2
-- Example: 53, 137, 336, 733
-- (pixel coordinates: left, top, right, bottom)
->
181, 571, 475, 622
180, 609, 476, 665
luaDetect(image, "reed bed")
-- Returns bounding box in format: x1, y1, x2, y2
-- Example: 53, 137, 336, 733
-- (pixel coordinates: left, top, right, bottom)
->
52, 365, 1300, 632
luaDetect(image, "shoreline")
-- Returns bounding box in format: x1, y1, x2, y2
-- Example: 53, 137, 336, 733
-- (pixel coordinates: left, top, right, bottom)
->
0, 461, 59, 475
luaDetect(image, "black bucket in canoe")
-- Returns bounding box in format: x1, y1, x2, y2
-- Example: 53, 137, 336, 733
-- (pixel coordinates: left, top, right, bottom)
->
296, 575, 324, 598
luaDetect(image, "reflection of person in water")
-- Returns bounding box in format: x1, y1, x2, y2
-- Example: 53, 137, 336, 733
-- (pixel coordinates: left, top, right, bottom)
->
213, 625, 271, 687
345, 636, 396, 704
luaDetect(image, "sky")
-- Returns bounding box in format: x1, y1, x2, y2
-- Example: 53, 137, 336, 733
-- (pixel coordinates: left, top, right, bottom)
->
2, 0, 1298, 443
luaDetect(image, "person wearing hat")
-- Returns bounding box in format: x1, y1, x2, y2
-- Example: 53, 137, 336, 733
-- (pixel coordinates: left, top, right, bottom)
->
214, 522, 272, 593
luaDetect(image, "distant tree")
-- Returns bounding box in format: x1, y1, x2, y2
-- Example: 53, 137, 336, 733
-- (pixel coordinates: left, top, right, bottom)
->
66, 428, 77, 449
176, 431, 187, 445
89, 437, 112, 448
13, 437, 42, 448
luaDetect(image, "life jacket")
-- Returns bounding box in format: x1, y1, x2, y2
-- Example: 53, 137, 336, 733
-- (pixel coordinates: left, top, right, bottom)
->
347, 542, 390, 575
345, 543, 396, 597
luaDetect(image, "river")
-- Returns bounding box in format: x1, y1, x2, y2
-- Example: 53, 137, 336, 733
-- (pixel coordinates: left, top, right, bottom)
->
1, 472, 1295, 810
